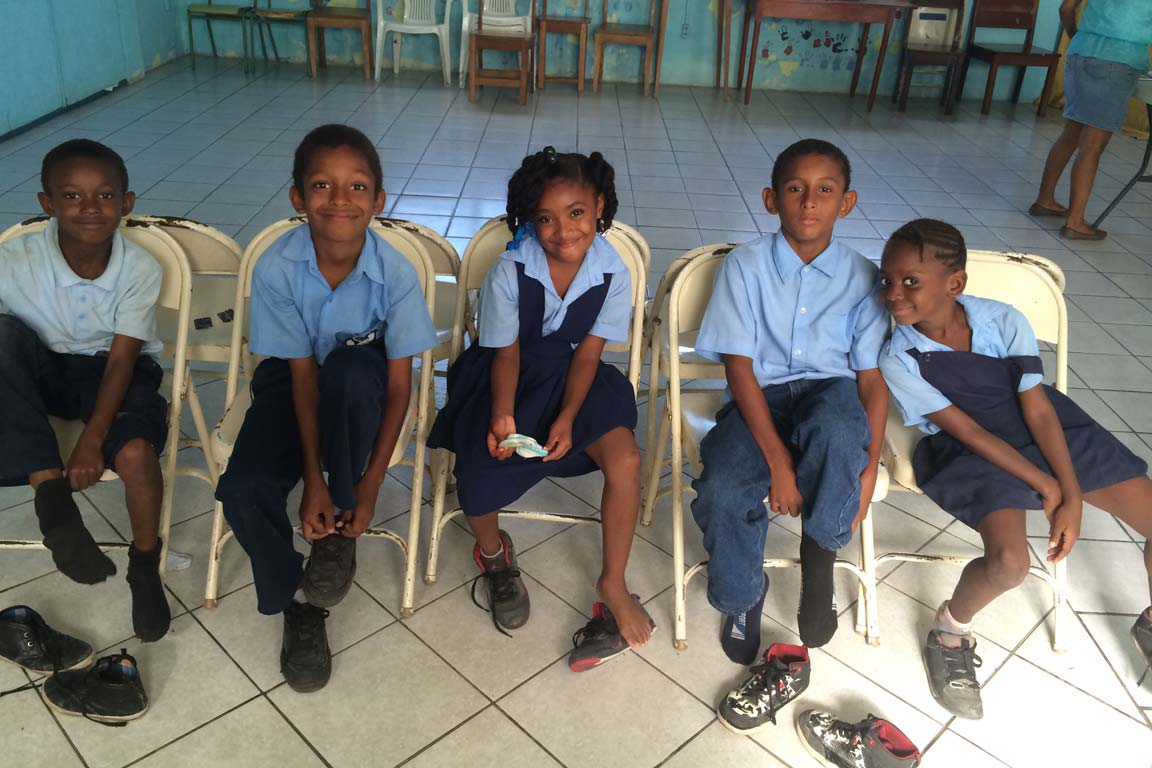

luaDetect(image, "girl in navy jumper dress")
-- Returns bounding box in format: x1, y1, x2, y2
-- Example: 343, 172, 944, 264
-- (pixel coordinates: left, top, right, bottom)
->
879, 219, 1152, 720
430, 148, 653, 661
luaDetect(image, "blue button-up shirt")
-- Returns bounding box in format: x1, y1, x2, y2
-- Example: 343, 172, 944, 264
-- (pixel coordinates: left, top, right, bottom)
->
881, 295, 1044, 435
249, 225, 437, 365
0, 218, 163, 358
478, 233, 633, 348
695, 232, 887, 389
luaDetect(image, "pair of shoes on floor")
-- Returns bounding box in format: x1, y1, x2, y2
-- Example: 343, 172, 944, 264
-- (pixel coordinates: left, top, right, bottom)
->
0, 606, 147, 725
280, 535, 358, 693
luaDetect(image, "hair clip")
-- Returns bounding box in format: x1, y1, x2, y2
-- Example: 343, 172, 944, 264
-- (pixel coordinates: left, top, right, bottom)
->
543, 146, 558, 163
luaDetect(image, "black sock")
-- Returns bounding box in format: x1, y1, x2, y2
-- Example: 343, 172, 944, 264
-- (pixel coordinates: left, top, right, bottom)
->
798, 535, 838, 648
720, 573, 768, 665
34, 477, 116, 584
127, 540, 171, 642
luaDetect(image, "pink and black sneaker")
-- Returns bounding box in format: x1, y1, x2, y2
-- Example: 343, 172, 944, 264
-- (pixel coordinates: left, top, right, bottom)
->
567, 597, 655, 672
717, 643, 810, 734
796, 710, 921, 768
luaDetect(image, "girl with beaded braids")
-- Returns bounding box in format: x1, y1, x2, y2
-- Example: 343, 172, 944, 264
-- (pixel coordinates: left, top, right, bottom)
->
430, 147, 655, 662
879, 219, 1152, 720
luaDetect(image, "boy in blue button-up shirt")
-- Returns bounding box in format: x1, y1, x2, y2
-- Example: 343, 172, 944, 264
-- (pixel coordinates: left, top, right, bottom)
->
692, 140, 889, 683
215, 125, 436, 693
0, 140, 171, 645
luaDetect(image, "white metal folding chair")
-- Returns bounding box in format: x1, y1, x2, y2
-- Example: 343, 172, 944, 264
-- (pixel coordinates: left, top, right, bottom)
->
202, 217, 437, 616
0, 217, 194, 571
459, 0, 533, 88
644, 247, 883, 650
424, 215, 649, 584
879, 249, 1071, 652
376, 0, 454, 85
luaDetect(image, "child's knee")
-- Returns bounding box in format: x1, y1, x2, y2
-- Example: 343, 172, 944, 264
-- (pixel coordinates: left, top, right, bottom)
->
984, 546, 1031, 591
114, 438, 157, 475
603, 438, 641, 480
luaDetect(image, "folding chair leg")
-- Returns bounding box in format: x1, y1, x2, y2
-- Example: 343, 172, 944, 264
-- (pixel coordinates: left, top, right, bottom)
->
1051, 558, 1068, 653
184, 374, 219, 484
670, 438, 689, 651
204, 501, 228, 608
641, 403, 670, 527
399, 439, 428, 618
854, 508, 881, 645
424, 448, 451, 584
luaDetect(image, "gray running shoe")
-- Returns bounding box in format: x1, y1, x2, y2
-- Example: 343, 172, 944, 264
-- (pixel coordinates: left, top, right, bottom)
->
1132, 611, 1152, 678
923, 629, 983, 720
302, 535, 356, 608
796, 710, 922, 768
470, 530, 530, 634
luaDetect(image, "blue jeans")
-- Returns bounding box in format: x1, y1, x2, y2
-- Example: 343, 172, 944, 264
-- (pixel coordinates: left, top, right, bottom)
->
691, 377, 870, 615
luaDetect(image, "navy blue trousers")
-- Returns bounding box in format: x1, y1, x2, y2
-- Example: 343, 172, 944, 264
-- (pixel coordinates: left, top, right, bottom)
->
215, 344, 390, 615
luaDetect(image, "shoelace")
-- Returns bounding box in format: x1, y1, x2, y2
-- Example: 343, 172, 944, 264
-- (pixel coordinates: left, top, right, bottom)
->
940, 642, 983, 690
571, 612, 617, 649
733, 657, 794, 723
0, 613, 71, 699
288, 605, 331, 648
815, 714, 874, 758
469, 566, 523, 638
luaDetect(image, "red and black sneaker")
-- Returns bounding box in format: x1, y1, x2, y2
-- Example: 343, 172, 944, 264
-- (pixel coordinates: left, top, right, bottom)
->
796, 710, 921, 768
470, 530, 530, 635
717, 643, 810, 734
567, 597, 656, 673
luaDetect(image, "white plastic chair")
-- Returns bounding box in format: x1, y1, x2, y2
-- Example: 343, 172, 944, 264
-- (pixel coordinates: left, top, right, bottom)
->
645, 246, 883, 650
424, 215, 649, 584
879, 249, 1071, 652
376, 0, 454, 85
459, 0, 533, 89
0, 217, 194, 571
203, 217, 437, 616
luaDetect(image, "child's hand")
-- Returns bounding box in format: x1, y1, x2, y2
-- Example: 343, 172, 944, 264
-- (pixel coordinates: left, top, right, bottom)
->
299, 480, 337, 539
66, 435, 106, 491
1035, 475, 1063, 521
339, 475, 381, 538
769, 465, 804, 517
542, 417, 574, 462
488, 414, 517, 460
1047, 497, 1083, 563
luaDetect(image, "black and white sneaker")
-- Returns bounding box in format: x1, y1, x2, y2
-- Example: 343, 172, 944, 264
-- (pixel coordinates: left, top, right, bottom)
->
302, 535, 356, 608
717, 642, 811, 734
923, 629, 983, 720
796, 710, 922, 768
43, 649, 148, 726
281, 602, 332, 693
0, 605, 93, 674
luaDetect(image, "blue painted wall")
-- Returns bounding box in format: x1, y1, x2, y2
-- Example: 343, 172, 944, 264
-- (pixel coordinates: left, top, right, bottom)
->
2, 0, 1066, 135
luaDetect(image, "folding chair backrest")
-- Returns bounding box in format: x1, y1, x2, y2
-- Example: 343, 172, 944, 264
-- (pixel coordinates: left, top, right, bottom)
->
607, 220, 650, 276
381, 216, 460, 334
667, 248, 726, 383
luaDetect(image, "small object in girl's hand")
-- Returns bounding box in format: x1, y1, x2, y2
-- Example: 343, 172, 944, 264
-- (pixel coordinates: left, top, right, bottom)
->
498, 433, 549, 458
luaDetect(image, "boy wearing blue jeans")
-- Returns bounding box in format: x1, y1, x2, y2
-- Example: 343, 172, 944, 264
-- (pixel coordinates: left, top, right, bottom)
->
692, 140, 888, 671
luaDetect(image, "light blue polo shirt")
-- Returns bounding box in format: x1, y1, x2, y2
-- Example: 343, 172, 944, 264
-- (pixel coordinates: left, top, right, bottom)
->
249, 225, 437, 365
0, 219, 163, 358
478, 233, 633, 348
1067, 0, 1152, 71
880, 295, 1043, 436
695, 232, 887, 389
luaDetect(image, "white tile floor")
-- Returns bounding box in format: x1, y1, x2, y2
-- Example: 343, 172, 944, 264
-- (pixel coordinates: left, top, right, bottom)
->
2, 57, 1152, 767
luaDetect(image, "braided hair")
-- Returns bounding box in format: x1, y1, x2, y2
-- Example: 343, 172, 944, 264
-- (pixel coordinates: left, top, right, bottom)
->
885, 218, 967, 271
506, 146, 619, 235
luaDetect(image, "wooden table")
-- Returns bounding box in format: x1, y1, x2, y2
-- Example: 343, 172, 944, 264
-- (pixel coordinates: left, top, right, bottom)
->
716, 0, 914, 110
1093, 78, 1152, 229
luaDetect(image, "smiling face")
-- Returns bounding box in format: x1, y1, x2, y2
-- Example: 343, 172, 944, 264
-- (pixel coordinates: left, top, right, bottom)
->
532, 179, 604, 265
38, 157, 134, 254
289, 144, 385, 247
879, 240, 967, 326
763, 153, 856, 255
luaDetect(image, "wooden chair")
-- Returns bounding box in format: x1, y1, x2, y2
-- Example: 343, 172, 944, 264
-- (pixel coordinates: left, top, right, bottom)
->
593, 0, 658, 95
468, 0, 536, 105
957, 0, 1060, 115
306, 0, 373, 80
187, 1, 257, 74
252, 1, 311, 63
535, 0, 590, 93
893, 1, 967, 115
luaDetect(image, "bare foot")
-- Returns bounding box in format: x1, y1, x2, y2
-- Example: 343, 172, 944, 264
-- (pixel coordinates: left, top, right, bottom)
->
598, 580, 653, 648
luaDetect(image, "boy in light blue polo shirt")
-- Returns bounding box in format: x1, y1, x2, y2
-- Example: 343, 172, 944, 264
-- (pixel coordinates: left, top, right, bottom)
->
0, 139, 171, 645
1033, 0, 1152, 240
692, 140, 889, 696
215, 125, 436, 694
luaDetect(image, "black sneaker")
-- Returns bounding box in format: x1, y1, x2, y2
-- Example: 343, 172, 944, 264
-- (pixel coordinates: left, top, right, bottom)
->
1132, 611, 1152, 678
717, 642, 811, 734
470, 530, 529, 635
0, 605, 93, 674
923, 629, 983, 720
302, 535, 356, 608
43, 648, 147, 726
796, 710, 922, 768
568, 597, 656, 672
281, 602, 331, 693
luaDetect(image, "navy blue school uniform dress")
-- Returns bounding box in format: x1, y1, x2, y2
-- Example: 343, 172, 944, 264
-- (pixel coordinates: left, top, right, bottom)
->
428, 232, 636, 517
881, 295, 1147, 528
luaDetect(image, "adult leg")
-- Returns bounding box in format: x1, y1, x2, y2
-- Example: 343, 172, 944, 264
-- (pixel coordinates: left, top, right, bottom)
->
1035, 119, 1082, 215
586, 426, 649, 647
1064, 124, 1115, 236
790, 377, 870, 647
